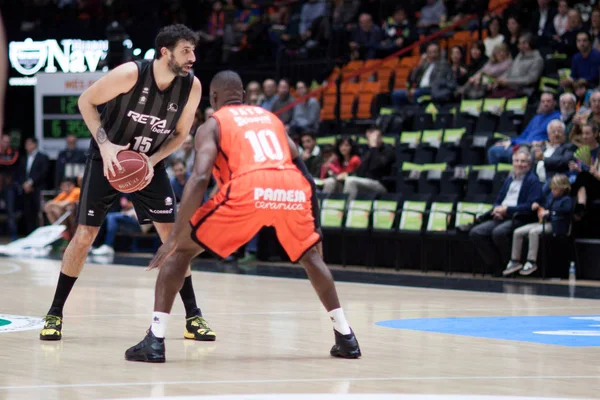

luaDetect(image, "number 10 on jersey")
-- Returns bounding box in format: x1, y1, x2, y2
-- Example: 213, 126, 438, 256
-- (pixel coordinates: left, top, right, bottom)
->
244, 129, 284, 162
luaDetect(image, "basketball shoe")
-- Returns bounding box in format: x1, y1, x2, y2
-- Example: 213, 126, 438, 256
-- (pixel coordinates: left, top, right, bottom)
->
125, 329, 165, 363
330, 329, 361, 359
39, 315, 62, 341
184, 316, 216, 341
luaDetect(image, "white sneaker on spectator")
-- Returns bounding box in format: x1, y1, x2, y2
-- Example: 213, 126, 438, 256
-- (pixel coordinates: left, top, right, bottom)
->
503, 260, 523, 276
519, 261, 537, 276
91, 245, 115, 256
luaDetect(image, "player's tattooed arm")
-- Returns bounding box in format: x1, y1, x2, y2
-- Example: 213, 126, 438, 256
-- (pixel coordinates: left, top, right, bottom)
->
96, 127, 108, 144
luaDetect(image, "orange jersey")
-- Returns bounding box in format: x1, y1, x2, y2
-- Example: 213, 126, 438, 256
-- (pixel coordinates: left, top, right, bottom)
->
211, 104, 296, 185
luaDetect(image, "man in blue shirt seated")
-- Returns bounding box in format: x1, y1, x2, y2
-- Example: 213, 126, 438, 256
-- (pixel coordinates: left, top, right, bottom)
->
169, 159, 190, 203
488, 92, 561, 164
470, 148, 542, 277
561, 31, 600, 88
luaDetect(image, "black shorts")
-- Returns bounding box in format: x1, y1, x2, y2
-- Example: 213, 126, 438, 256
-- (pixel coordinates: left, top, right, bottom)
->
77, 158, 176, 226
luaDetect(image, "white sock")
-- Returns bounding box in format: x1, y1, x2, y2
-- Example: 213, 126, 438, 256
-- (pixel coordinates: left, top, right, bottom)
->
328, 308, 351, 335
151, 312, 170, 338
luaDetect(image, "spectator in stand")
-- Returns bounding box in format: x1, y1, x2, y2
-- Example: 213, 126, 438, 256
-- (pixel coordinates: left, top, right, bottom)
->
569, 123, 600, 221
289, 81, 320, 135
19, 137, 49, 235
590, 8, 600, 51
460, 43, 512, 99
417, 0, 446, 32
259, 79, 278, 111
342, 127, 395, 200
321, 136, 361, 194
530, 0, 556, 48
222, 0, 262, 63
466, 41, 489, 79
556, 9, 584, 58
90, 195, 140, 256
532, 119, 576, 186
561, 32, 600, 89
167, 134, 195, 178
169, 159, 190, 203
470, 147, 542, 277
299, 0, 329, 50
558, 92, 577, 128
55, 133, 86, 187
449, 45, 468, 86
43, 177, 80, 240
379, 6, 417, 57
489, 33, 543, 98
488, 92, 560, 164
553, 0, 569, 38
197, 0, 226, 63
504, 174, 572, 277
391, 42, 454, 107
504, 15, 522, 58
300, 132, 323, 178
484, 17, 505, 58
271, 79, 295, 125
349, 13, 384, 60
0, 134, 18, 240
574, 79, 592, 111
569, 92, 600, 146
245, 81, 264, 105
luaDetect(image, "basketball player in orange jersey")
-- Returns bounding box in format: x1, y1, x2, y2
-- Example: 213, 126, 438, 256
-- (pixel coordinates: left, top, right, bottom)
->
125, 70, 361, 362
39, 25, 215, 342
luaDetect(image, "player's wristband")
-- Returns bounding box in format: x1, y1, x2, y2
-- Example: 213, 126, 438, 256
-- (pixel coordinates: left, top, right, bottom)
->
293, 156, 321, 228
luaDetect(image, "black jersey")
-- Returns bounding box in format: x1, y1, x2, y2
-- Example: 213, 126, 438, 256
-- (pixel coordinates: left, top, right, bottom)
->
89, 59, 194, 159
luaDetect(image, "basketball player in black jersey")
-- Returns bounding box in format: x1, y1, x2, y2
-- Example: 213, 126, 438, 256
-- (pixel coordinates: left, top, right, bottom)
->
39, 24, 216, 342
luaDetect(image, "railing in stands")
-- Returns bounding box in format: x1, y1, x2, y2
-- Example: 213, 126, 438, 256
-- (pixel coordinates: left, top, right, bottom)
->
273, 0, 516, 127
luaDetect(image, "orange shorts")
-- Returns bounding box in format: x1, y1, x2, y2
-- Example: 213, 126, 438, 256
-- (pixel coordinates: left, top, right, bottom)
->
190, 168, 321, 262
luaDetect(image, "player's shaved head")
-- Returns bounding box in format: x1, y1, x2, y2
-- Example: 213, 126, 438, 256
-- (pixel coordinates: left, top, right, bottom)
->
210, 70, 244, 110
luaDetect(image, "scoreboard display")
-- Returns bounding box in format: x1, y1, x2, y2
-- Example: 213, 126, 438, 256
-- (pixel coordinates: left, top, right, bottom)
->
35, 72, 106, 159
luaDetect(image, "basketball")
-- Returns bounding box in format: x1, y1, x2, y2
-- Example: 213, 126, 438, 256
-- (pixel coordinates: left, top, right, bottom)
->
107, 150, 149, 193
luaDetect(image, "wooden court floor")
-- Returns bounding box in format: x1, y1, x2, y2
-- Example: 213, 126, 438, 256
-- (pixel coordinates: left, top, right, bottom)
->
1, 257, 599, 400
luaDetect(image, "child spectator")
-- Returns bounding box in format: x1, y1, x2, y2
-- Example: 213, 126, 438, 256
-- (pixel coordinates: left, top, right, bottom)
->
43, 177, 80, 240
321, 136, 361, 193
504, 174, 573, 276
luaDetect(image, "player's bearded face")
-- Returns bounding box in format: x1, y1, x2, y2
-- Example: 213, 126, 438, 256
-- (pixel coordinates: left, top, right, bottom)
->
168, 53, 191, 77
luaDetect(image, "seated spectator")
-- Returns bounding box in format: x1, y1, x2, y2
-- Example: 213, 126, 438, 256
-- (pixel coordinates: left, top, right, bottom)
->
44, 178, 80, 240
532, 119, 577, 186
300, 132, 323, 178
321, 136, 361, 193
590, 8, 600, 51
553, 0, 569, 37
271, 79, 295, 125
169, 159, 189, 203
391, 42, 454, 107
197, 0, 226, 63
555, 9, 584, 58
379, 6, 417, 57
259, 79, 278, 111
461, 43, 512, 99
504, 15, 522, 59
561, 32, 600, 89
289, 81, 320, 135
91, 196, 140, 256
503, 174, 572, 276
167, 134, 194, 178
569, 122, 600, 219
55, 134, 86, 187
0, 134, 18, 241
470, 148, 542, 277
558, 92, 576, 127
417, 0, 446, 32
342, 127, 395, 200
349, 13, 383, 60
530, 0, 556, 48
245, 81, 264, 105
489, 33, 543, 98
449, 45, 468, 86
299, 0, 329, 50
222, 0, 262, 63
574, 79, 592, 111
484, 17, 505, 58
466, 41, 489, 78
569, 91, 600, 146
488, 92, 560, 164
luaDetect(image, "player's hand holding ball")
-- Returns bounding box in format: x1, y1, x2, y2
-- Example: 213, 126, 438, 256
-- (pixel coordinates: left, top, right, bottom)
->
137, 153, 155, 191
106, 150, 151, 193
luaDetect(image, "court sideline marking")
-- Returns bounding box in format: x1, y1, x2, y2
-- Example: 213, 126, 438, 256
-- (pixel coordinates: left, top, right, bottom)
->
2, 375, 600, 391
0, 262, 21, 275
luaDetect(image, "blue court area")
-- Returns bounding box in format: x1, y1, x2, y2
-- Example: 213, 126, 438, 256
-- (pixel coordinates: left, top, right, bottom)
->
376, 315, 600, 347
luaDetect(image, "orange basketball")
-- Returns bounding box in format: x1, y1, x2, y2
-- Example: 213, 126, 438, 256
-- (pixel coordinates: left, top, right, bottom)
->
107, 150, 149, 193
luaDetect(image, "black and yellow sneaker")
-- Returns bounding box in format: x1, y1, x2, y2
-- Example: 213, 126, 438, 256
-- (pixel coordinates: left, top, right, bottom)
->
184, 316, 216, 341
125, 330, 166, 363
330, 329, 361, 359
39, 315, 62, 341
